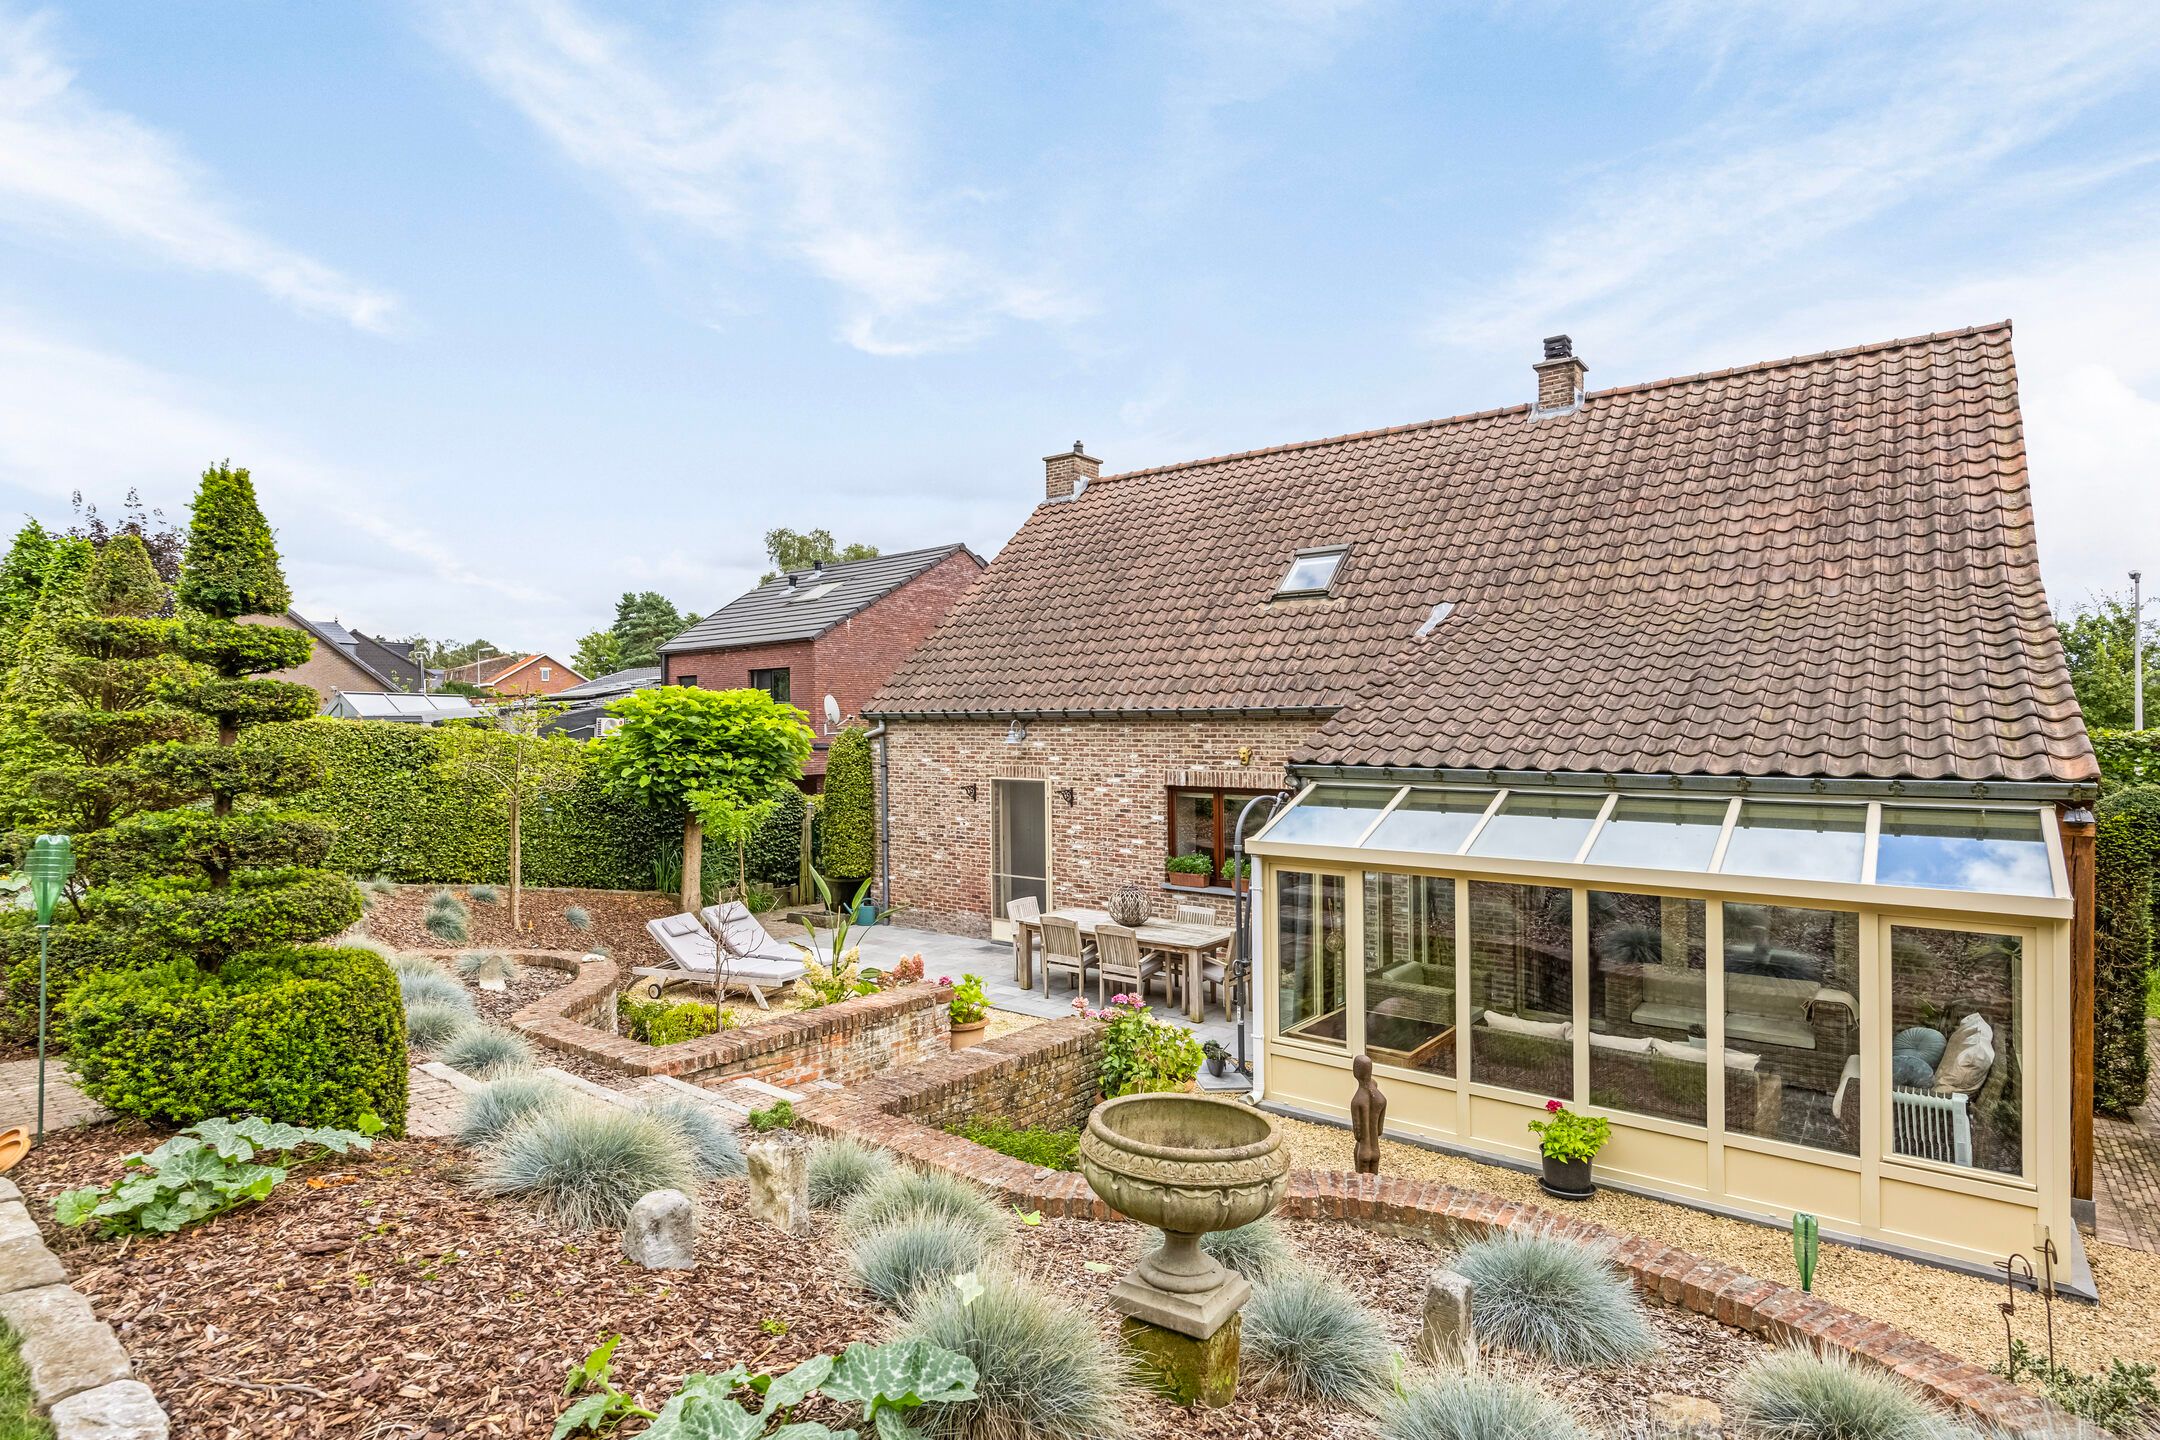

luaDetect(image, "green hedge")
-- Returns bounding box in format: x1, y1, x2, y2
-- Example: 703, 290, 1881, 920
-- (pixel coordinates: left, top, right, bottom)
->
62, 944, 408, 1131
2095, 785, 2160, 1114
0, 915, 135, 1046
746, 783, 808, 889
262, 719, 673, 889
2094, 729, 2160, 794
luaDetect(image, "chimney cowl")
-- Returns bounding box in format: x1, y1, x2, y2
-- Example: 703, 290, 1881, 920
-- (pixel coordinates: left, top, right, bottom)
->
1542, 334, 1573, 361
1042, 442, 1101, 502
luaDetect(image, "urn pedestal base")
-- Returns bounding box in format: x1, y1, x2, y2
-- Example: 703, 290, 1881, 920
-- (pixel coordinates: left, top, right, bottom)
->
1119, 1313, 1242, 1408
1109, 1270, 1250, 1339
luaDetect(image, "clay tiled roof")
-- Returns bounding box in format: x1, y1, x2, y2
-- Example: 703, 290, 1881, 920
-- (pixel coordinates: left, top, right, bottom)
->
873, 322, 2094, 785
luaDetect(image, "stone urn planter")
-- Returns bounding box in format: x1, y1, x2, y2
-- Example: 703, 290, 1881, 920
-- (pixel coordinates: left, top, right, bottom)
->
1079, 1093, 1288, 1405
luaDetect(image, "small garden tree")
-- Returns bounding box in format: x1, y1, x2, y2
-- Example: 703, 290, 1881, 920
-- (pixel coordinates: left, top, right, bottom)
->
437, 699, 568, 931
2095, 785, 2160, 1114
818, 724, 876, 892
592, 686, 812, 914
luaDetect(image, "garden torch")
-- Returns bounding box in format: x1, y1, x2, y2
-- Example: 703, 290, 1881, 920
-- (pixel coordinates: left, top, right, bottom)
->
25, 834, 73, 1145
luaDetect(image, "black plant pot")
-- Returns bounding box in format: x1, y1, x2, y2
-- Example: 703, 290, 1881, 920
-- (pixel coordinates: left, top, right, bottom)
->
1538, 1154, 1595, 1200
1206, 1055, 1228, 1078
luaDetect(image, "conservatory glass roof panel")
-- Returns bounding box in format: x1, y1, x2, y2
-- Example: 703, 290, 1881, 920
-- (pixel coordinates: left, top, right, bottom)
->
1585, 796, 1729, 871
1466, 791, 1606, 862
1875, 806, 2053, 896
1718, 801, 1866, 883
1361, 788, 1496, 854
1263, 785, 1400, 846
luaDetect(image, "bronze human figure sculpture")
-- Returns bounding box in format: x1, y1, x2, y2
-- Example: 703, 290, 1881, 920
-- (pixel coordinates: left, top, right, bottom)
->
1351, 1053, 1385, 1174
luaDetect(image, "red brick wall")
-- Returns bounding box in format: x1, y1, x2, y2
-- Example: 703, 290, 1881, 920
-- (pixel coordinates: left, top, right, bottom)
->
880, 715, 1317, 935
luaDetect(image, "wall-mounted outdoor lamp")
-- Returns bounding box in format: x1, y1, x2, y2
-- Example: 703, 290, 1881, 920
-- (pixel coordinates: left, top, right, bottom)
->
961, 782, 978, 801
1058, 787, 1076, 807
1004, 719, 1027, 745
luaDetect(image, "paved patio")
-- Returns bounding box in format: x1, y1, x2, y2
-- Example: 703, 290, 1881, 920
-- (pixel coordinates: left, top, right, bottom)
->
0, 1057, 107, 1135
2092, 1019, 2160, 1254
836, 921, 1253, 1092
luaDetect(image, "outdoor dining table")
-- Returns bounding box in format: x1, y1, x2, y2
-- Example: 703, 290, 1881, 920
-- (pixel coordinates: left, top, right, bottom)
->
1012, 906, 1234, 1023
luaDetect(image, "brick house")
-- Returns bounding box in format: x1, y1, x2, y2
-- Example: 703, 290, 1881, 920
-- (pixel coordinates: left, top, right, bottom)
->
249, 611, 424, 708
660, 544, 985, 784
442, 652, 584, 697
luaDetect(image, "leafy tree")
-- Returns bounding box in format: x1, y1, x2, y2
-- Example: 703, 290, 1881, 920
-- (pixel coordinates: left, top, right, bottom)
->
592, 686, 812, 913
760, 528, 877, 583
818, 725, 876, 887
2059, 589, 2158, 731
573, 592, 699, 674
0, 533, 94, 688
572, 628, 626, 678
66, 489, 185, 596
0, 519, 61, 657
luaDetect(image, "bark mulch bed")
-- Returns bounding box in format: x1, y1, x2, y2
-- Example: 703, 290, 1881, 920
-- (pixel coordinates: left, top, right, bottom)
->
353, 885, 677, 967
14, 1119, 1772, 1440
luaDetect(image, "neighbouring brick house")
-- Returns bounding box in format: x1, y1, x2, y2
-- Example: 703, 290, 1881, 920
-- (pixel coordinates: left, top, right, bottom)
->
869, 323, 2107, 1291
443, 652, 585, 697
660, 544, 985, 784
248, 611, 424, 708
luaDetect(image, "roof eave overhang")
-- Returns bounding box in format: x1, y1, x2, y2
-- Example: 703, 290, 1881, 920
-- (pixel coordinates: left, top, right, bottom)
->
865, 705, 1337, 722
1287, 761, 2100, 804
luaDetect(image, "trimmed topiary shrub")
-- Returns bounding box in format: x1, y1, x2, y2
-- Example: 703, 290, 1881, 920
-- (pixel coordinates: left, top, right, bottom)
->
1452, 1231, 1657, 1367
476, 1105, 696, 1229
63, 945, 408, 1132
809, 1137, 895, 1208
455, 1074, 564, 1148
899, 1268, 1133, 1440
1377, 1373, 1589, 1440
1242, 1266, 1396, 1403
1200, 1216, 1294, 1282
438, 1025, 535, 1079
850, 1216, 996, 1311
1726, 1347, 1959, 1440
817, 725, 876, 886
842, 1168, 1006, 1244
641, 1097, 745, 1179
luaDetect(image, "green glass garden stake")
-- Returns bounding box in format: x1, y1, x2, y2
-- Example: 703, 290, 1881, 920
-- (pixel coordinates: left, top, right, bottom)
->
1792, 1211, 1820, 1293
24, 834, 74, 1145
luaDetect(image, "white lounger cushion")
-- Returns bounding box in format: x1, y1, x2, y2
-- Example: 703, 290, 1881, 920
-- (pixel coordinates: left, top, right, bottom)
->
698, 903, 808, 967
644, 913, 806, 983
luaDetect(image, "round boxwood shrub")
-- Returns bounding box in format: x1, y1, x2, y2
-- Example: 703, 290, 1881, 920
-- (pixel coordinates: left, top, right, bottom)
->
62, 943, 408, 1132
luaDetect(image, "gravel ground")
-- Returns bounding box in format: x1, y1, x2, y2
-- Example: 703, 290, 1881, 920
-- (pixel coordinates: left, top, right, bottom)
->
1275, 1115, 2160, 1380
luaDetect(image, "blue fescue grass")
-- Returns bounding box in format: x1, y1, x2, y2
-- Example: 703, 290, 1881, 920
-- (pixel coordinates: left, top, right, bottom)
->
1241, 1266, 1397, 1404
475, 1105, 696, 1230
1451, 1231, 1657, 1367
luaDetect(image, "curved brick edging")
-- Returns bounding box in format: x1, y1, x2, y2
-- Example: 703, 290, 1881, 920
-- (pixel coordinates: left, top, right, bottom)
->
0, 1176, 169, 1438
500, 950, 955, 1088
796, 1017, 2081, 1438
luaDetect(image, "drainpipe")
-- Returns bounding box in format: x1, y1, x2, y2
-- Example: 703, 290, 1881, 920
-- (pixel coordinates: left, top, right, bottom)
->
1229, 790, 1292, 1079
866, 721, 891, 912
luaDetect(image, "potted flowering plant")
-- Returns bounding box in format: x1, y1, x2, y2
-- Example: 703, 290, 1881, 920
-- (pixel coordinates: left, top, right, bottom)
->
1201, 1038, 1231, 1078
946, 973, 990, 1051
1165, 853, 1213, 889
1527, 1099, 1609, 1200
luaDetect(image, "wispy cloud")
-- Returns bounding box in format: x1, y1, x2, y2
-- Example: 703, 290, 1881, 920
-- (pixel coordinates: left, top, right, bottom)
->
430, 0, 1081, 356
0, 7, 401, 332
1433, 3, 2160, 349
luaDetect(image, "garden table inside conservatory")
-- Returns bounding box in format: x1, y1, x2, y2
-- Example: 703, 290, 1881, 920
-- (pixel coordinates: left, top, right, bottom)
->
1013, 907, 1233, 1022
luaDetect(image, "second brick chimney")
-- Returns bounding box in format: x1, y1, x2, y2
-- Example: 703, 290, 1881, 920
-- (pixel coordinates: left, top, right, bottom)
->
1532, 335, 1587, 415
1044, 441, 1100, 501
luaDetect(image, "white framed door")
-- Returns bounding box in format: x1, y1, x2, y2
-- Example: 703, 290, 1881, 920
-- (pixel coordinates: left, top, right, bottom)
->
990, 778, 1050, 940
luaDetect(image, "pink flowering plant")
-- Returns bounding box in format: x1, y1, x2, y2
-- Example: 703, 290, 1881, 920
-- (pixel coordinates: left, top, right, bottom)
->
1527, 1098, 1610, 1164
1092, 993, 1205, 1098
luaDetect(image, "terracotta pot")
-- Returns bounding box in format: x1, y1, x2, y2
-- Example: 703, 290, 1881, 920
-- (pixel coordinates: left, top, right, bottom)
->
1539, 1153, 1595, 1200
1166, 871, 1208, 889
950, 1018, 990, 1051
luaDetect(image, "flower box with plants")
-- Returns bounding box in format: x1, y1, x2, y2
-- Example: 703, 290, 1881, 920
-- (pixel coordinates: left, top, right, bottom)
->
946, 973, 990, 1050
1165, 853, 1214, 889
1527, 1099, 1610, 1200
1219, 856, 1251, 893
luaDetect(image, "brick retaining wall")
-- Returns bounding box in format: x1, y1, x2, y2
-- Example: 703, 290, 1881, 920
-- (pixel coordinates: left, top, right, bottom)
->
505, 952, 953, 1090
797, 1015, 2081, 1438
901, 1022, 1104, 1135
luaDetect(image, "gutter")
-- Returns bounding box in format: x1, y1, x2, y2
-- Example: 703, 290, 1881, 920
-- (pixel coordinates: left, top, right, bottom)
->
1288, 763, 2100, 804
862, 706, 1336, 722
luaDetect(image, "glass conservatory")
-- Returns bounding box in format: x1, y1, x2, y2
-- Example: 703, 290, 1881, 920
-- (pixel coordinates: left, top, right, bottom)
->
1246, 781, 2079, 1285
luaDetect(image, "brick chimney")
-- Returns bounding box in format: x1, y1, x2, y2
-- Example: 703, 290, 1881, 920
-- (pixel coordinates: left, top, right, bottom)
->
1533, 334, 1587, 415
1044, 442, 1100, 501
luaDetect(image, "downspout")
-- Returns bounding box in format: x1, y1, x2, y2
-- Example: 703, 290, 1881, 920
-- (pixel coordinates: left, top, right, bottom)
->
867, 721, 891, 912
1230, 790, 1292, 1080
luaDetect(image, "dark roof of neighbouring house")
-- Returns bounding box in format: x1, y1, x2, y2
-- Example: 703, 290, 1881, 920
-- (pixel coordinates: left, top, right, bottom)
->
659, 544, 984, 655
869, 323, 2095, 785
553, 666, 662, 700
286, 612, 423, 691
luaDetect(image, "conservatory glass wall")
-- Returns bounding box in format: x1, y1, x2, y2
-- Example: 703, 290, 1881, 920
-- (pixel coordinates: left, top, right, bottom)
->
1246, 781, 2075, 1284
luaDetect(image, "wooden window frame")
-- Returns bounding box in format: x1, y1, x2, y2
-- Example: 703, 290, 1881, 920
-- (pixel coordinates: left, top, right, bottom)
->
1167, 784, 1276, 880
750, 667, 792, 704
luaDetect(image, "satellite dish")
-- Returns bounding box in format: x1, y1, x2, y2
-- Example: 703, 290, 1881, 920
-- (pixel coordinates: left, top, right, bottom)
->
824, 694, 843, 730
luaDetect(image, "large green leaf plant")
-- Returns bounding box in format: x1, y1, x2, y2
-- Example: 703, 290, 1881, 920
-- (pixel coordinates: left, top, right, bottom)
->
54, 1112, 381, 1236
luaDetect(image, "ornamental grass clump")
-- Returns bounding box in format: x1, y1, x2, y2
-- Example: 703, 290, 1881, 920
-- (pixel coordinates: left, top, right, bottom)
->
424, 892, 470, 945
392, 955, 446, 983
810, 1137, 894, 1208
404, 999, 472, 1051
900, 1269, 1133, 1440
850, 1216, 998, 1311
456, 950, 520, 990
1376, 1373, 1589, 1440
1726, 1348, 1960, 1440
477, 1105, 697, 1230
1242, 1266, 1396, 1405
1451, 1231, 1657, 1367
438, 1025, 535, 1079
564, 905, 592, 931
842, 1168, 1006, 1244
1200, 1216, 1294, 1282
398, 967, 473, 1014
641, 1098, 745, 1179
455, 1074, 565, 1148
469, 884, 500, 904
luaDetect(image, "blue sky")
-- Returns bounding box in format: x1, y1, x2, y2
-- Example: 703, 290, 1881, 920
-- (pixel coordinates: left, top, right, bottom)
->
1, 1, 2156, 663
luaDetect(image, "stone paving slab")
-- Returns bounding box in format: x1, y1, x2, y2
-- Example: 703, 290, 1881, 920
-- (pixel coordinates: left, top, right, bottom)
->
0, 1198, 65, 1293
2090, 1019, 2160, 1254
0, 1058, 107, 1133
50, 1379, 168, 1440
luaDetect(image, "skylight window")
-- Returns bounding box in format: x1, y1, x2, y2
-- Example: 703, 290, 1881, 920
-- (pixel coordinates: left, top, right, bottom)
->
787, 581, 840, 602
1275, 546, 1347, 597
